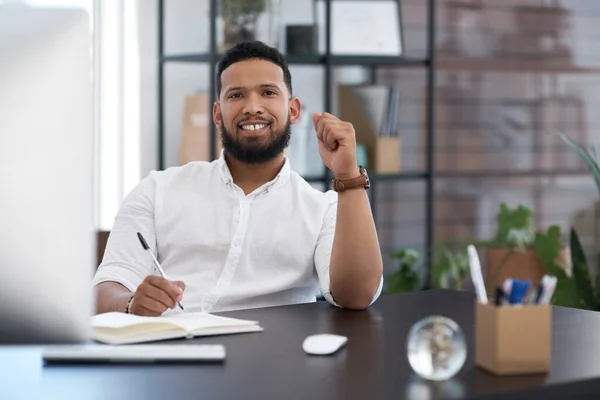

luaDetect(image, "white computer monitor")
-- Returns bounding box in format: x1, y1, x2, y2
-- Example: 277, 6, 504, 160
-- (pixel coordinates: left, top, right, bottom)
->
0, 5, 94, 343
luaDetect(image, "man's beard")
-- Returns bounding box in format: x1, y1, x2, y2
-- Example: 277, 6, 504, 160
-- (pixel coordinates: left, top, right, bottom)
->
220, 115, 292, 164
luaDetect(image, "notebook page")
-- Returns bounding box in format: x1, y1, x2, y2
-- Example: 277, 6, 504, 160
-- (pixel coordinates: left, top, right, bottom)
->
92, 312, 259, 333
163, 312, 260, 332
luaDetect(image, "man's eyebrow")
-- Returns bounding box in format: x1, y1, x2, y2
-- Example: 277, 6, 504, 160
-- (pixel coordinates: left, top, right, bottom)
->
225, 83, 282, 94
224, 86, 244, 95
258, 83, 281, 90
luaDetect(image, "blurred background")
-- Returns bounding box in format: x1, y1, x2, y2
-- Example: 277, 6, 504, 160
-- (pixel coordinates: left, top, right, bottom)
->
18, 0, 600, 296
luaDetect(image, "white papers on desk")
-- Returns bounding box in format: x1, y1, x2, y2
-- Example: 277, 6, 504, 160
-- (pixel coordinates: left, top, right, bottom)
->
90, 312, 263, 345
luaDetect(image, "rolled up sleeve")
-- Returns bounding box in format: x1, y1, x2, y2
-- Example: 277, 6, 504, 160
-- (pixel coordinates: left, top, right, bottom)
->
92, 172, 159, 292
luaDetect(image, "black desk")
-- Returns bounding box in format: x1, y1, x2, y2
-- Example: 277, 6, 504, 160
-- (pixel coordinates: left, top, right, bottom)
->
3, 290, 600, 400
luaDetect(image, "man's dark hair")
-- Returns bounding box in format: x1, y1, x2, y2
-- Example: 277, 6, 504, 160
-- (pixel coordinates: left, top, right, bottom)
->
216, 41, 292, 97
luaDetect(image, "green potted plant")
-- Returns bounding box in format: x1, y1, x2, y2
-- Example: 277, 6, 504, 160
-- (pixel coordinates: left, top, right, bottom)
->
534, 222, 600, 310
557, 132, 600, 193
563, 228, 600, 310
478, 203, 569, 294
548, 132, 600, 309
385, 246, 470, 294
533, 224, 577, 307
558, 132, 600, 270
385, 249, 421, 293
429, 245, 470, 290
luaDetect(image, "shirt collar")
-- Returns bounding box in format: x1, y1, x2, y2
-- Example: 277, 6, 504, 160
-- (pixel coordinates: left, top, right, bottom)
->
218, 149, 291, 190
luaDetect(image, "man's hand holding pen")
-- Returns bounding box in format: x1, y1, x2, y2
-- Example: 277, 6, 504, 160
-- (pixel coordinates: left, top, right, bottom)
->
128, 276, 186, 316
135, 232, 185, 313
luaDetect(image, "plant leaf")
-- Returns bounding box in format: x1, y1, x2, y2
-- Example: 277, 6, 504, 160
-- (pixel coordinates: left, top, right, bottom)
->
534, 226, 567, 278
430, 247, 449, 289
389, 248, 419, 264
551, 277, 581, 308
570, 228, 596, 309
495, 203, 534, 246
429, 246, 470, 290
557, 132, 600, 195
533, 226, 583, 308
385, 249, 421, 293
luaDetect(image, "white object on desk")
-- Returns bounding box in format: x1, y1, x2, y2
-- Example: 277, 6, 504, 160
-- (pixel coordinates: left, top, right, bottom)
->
42, 344, 225, 364
91, 311, 263, 345
302, 334, 348, 355
468, 245, 488, 305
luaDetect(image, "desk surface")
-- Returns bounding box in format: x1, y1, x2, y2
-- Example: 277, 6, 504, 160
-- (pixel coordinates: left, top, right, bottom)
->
3, 290, 600, 400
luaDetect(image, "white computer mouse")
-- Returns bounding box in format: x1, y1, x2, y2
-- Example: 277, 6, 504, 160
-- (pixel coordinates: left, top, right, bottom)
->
302, 334, 348, 355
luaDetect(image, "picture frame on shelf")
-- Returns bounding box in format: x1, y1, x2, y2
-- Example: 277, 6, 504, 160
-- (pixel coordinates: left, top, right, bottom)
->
316, 0, 404, 56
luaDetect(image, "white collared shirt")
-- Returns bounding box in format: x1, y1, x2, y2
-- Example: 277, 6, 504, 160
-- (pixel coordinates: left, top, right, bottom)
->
93, 152, 382, 313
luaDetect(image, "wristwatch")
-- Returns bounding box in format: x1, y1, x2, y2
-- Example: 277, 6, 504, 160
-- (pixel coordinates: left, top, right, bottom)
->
331, 166, 370, 192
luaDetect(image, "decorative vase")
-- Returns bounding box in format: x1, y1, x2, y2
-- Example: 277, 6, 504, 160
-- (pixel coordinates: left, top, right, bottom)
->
219, 0, 280, 52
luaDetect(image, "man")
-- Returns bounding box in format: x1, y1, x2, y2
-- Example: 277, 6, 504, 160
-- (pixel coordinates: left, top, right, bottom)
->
93, 41, 383, 316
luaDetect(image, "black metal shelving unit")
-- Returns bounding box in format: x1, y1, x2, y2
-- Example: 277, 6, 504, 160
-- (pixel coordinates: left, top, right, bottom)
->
157, 0, 438, 282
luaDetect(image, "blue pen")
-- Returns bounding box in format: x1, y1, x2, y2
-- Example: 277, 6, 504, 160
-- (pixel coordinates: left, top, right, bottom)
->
509, 279, 531, 305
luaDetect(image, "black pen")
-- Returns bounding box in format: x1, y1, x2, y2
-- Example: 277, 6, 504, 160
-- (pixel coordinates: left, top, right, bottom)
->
495, 286, 505, 306
527, 286, 541, 305
136, 232, 184, 311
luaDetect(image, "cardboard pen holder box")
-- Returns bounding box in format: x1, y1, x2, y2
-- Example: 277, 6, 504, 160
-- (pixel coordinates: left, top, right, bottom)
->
475, 302, 551, 375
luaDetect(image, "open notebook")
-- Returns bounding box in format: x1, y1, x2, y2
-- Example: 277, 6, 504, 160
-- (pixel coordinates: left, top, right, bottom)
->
91, 312, 263, 345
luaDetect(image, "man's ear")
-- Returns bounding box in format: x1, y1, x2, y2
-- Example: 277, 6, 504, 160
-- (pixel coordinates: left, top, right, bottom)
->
213, 101, 222, 128
289, 97, 302, 125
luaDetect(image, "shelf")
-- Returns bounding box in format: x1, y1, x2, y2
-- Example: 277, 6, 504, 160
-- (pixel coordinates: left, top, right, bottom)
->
330, 55, 429, 67
162, 53, 325, 65
163, 53, 600, 73
438, 56, 600, 74
434, 168, 590, 179
162, 53, 429, 67
371, 171, 430, 180
302, 171, 429, 183
305, 169, 589, 184
162, 54, 211, 63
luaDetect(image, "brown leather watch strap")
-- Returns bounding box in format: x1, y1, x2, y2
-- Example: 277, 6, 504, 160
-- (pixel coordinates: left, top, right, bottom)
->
332, 174, 368, 192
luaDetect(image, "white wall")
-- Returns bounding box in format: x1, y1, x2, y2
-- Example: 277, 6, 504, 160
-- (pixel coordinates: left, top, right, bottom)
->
137, 0, 159, 180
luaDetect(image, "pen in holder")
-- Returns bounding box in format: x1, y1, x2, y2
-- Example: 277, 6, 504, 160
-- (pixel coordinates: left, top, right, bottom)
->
469, 247, 552, 375
475, 301, 551, 375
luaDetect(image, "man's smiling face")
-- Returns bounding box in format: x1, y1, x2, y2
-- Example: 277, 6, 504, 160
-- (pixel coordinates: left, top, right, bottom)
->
214, 58, 300, 164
